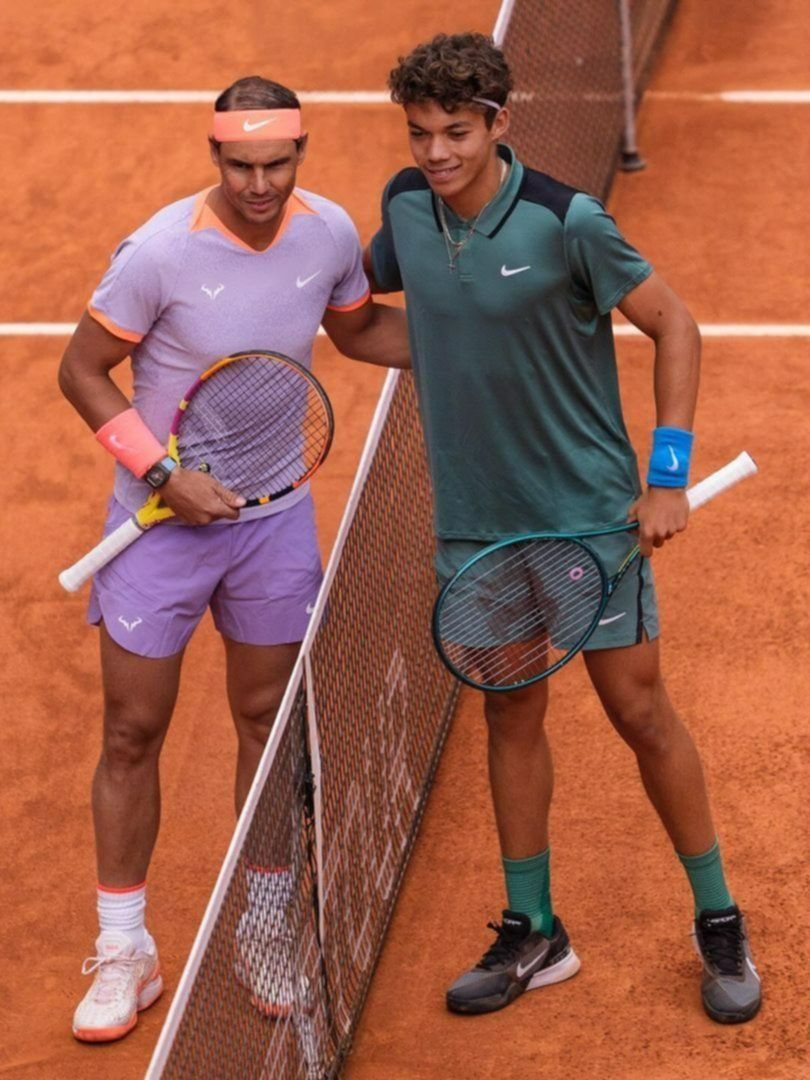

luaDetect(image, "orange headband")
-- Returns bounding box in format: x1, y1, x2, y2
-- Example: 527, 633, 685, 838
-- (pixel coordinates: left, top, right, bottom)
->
211, 109, 302, 142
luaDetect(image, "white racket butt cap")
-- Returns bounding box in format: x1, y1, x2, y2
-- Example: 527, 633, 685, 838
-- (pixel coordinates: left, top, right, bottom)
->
686, 451, 757, 512
59, 516, 144, 592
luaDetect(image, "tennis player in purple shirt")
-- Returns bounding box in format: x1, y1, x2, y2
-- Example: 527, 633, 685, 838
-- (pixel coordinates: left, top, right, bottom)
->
59, 75, 410, 1043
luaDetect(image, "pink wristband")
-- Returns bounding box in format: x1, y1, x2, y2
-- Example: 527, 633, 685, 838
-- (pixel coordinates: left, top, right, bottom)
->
95, 408, 166, 478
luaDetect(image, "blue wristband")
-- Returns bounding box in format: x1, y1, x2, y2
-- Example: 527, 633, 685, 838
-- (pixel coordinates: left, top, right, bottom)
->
646, 426, 694, 488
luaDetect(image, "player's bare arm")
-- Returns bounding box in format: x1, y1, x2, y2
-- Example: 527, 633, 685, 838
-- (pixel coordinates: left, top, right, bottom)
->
322, 297, 411, 368
58, 313, 243, 524
361, 245, 386, 295
619, 271, 701, 556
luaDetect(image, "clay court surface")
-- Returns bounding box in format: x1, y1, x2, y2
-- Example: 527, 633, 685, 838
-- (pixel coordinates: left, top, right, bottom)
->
1, 1, 808, 1076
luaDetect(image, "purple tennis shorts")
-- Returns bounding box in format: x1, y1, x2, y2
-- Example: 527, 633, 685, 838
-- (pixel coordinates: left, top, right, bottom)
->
88, 494, 323, 658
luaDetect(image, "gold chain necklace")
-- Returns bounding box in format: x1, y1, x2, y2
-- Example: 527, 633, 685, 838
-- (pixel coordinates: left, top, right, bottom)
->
437, 158, 508, 271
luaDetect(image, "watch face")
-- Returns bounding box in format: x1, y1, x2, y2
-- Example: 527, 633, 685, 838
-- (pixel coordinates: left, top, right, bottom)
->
146, 463, 167, 488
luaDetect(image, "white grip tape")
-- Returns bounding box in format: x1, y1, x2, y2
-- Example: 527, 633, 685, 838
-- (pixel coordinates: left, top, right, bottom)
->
686, 451, 758, 512
58, 516, 144, 592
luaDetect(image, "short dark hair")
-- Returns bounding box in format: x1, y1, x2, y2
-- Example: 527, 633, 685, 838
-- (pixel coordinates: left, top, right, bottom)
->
214, 75, 300, 113
388, 32, 513, 126
210, 76, 303, 151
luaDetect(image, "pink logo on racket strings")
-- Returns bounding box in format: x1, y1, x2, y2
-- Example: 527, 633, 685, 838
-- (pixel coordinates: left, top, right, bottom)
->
569, 567, 585, 582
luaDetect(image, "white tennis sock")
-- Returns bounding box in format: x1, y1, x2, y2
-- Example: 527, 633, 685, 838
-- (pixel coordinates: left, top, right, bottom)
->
97, 882, 150, 951
245, 865, 294, 922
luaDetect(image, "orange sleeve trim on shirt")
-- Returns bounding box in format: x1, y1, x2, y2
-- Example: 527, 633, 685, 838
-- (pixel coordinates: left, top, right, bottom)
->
87, 305, 145, 344
326, 290, 372, 313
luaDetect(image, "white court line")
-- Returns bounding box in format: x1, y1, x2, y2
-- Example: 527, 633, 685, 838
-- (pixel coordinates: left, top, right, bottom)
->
0, 90, 391, 105
2, 323, 78, 335
1, 89, 808, 105
648, 90, 810, 104
613, 324, 810, 337
4, 323, 810, 337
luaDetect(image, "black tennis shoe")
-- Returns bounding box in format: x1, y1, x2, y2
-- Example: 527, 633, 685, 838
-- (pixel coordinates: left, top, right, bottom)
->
692, 905, 762, 1023
446, 910, 580, 1015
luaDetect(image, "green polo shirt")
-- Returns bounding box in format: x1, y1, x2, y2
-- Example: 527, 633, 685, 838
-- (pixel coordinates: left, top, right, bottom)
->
370, 145, 654, 540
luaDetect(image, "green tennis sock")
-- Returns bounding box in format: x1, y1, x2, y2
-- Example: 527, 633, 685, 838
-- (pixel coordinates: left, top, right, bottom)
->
677, 838, 734, 915
502, 848, 554, 937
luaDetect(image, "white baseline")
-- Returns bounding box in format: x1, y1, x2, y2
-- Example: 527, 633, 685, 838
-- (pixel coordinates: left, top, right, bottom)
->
4, 323, 810, 338
0, 89, 392, 105
1, 89, 808, 106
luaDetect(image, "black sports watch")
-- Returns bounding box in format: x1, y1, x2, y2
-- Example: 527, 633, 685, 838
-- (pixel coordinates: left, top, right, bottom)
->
144, 455, 178, 489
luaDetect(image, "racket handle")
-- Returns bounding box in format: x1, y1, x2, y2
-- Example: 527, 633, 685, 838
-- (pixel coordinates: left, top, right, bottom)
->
58, 516, 145, 592
686, 451, 758, 511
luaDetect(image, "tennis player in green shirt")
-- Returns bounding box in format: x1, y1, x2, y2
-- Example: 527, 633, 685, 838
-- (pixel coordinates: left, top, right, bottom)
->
363, 32, 760, 1024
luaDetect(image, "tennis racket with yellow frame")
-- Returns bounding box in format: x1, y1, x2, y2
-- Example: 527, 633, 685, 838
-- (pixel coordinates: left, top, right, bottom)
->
59, 350, 333, 592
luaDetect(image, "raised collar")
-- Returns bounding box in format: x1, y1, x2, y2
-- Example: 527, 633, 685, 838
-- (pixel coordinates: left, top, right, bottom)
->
433, 144, 524, 238
189, 186, 315, 253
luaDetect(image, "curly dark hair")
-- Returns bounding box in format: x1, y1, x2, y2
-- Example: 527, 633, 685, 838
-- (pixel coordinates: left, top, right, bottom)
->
388, 33, 513, 125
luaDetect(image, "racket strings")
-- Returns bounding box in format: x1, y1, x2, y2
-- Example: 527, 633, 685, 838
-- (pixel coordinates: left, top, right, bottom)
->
440, 541, 596, 635
438, 539, 606, 687
177, 358, 330, 499
442, 549, 567, 635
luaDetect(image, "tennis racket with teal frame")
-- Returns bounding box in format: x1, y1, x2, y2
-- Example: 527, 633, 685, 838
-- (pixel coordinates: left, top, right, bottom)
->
432, 452, 758, 692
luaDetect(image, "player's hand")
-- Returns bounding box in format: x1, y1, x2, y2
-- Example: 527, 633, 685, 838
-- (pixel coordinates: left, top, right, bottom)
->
160, 467, 245, 524
628, 486, 689, 557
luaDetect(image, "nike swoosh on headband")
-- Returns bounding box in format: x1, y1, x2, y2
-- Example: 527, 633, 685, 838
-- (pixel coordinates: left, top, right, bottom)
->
243, 118, 277, 132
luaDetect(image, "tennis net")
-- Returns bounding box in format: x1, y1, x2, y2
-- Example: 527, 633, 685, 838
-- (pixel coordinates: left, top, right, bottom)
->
147, 373, 459, 1079
147, 2, 678, 1076
499, 0, 678, 198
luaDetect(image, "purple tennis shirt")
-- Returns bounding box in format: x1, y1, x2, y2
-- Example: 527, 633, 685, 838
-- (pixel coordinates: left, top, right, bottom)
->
89, 186, 370, 521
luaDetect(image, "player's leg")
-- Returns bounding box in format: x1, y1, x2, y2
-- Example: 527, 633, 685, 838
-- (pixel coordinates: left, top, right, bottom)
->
74, 498, 223, 1042
585, 636, 715, 852
584, 636, 761, 1022
223, 638, 300, 814
95, 626, 183, 883
446, 681, 580, 1014
224, 638, 302, 1016
73, 627, 182, 1042
435, 538, 579, 1013
212, 496, 322, 1015
485, 680, 553, 865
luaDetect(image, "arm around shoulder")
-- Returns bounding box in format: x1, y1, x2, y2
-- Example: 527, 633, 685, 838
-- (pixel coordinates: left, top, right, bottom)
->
322, 297, 411, 369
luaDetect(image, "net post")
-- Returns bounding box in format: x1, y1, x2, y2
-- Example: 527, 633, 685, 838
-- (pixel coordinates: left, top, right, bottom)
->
617, 0, 646, 172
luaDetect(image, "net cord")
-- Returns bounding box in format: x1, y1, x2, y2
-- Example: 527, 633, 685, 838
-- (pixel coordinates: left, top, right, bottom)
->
492, 0, 518, 45
146, 369, 402, 1079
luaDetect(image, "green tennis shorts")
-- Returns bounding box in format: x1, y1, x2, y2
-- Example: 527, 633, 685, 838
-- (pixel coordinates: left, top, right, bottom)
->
435, 531, 660, 652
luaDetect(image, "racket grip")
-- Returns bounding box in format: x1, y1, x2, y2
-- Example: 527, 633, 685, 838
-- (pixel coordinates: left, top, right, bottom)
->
686, 451, 758, 511
58, 516, 145, 592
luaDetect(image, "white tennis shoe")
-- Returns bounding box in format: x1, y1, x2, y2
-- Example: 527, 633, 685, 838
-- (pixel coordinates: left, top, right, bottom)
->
72, 930, 163, 1042
234, 911, 300, 1017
